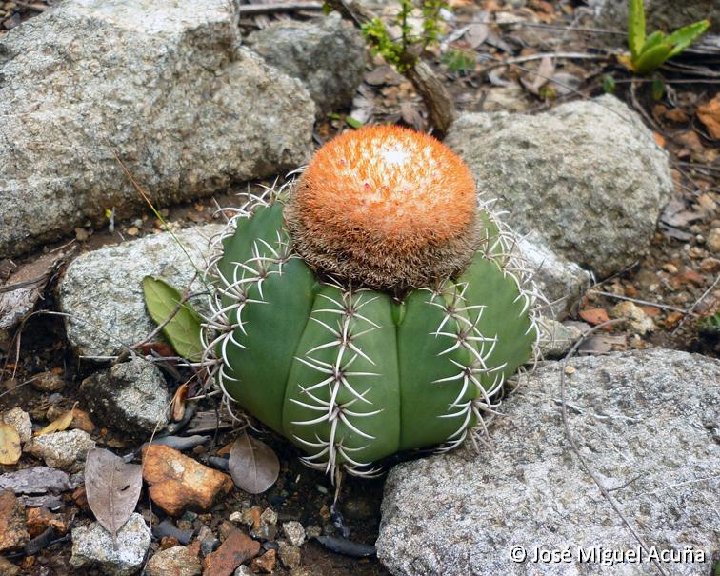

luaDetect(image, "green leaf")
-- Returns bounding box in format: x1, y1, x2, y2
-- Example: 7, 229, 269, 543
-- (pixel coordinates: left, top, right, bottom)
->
650, 76, 666, 100
345, 116, 365, 129
632, 42, 672, 74
639, 30, 665, 54
628, 0, 646, 59
666, 19, 710, 57
142, 276, 204, 362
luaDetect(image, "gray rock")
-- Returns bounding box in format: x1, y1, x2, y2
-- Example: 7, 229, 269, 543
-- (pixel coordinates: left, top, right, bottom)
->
448, 95, 672, 278
516, 232, 592, 319
377, 348, 720, 575
0, 0, 314, 258
80, 358, 171, 439
27, 429, 95, 471
537, 317, 583, 359
59, 224, 222, 358
70, 513, 151, 576
282, 521, 306, 547
246, 12, 367, 117
1, 408, 32, 444
590, 0, 720, 38
0, 467, 71, 494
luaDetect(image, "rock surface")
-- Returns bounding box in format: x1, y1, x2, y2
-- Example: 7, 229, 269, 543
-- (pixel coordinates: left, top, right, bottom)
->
27, 429, 95, 471
245, 12, 367, 117
70, 512, 151, 576
591, 0, 720, 36
447, 95, 672, 278
516, 232, 592, 319
146, 545, 202, 576
59, 224, 222, 358
0, 0, 314, 258
377, 348, 720, 576
0, 490, 29, 552
80, 358, 171, 439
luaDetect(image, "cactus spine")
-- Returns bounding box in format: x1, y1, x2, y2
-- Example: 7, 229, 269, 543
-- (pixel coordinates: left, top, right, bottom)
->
204, 126, 540, 478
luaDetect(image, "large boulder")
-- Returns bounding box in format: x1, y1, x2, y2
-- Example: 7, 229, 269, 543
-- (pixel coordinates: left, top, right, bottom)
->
245, 12, 367, 117
447, 95, 673, 278
377, 348, 720, 575
0, 0, 314, 258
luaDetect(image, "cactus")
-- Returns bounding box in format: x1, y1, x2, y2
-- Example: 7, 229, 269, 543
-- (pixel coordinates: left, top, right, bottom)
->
204, 126, 540, 479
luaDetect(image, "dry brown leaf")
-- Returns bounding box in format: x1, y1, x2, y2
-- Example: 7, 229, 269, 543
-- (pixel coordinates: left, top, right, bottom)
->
521, 55, 554, 95
85, 447, 143, 545
171, 383, 189, 423
36, 402, 77, 436
579, 307, 610, 326
0, 423, 22, 465
464, 23, 489, 49
229, 432, 279, 495
697, 93, 720, 140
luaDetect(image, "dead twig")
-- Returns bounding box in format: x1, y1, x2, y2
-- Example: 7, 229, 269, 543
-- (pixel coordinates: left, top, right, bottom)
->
671, 273, 720, 335
587, 289, 690, 314
559, 319, 670, 576
478, 51, 610, 73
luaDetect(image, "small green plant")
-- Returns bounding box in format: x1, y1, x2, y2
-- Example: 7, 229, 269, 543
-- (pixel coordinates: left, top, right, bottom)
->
625, 0, 710, 75
441, 48, 476, 74
361, 0, 446, 72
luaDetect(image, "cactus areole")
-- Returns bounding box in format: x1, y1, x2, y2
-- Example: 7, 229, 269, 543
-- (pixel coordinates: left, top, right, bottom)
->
205, 126, 539, 478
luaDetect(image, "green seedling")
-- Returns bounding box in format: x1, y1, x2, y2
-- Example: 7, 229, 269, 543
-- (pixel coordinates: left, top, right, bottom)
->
625, 0, 709, 75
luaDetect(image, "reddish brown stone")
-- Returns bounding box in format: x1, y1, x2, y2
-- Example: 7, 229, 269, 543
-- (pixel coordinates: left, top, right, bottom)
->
0, 490, 29, 551
142, 445, 233, 516
250, 549, 277, 573
203, 528, 260, 576
25, 507, 69, 538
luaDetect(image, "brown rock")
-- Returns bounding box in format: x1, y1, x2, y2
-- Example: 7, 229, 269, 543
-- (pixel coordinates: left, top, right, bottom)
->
278, 544, 302, 569
25, 507, 69, 538
31, 370, 66, 392
663, 108, 689, 124
0, 557, 20, 575
146, 545, 202, 576
203, 528, 260, 576
0, 490, 29, 551
250, 548, 276, 573
142, 445, 233, 516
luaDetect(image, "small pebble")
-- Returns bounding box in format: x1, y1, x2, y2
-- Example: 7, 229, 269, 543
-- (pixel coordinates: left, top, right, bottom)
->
282, 521, 306, 547
2, 407, 31, 444
31, 370, 65, 392
278, 544, 302, 569
707, 228, 720, 253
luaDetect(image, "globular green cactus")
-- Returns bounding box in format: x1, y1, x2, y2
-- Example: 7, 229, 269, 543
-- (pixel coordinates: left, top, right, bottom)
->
204, 126, 539, 479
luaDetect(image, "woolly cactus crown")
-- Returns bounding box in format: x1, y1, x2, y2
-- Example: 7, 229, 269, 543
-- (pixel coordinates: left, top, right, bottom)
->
286, 125, 481, 291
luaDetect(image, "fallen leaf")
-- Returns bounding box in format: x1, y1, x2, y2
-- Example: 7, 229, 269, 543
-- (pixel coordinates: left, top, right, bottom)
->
464, 23, 489, 49
579, 307, 610, 326
171, 383, 189, 422
228, 432, 279, 494
697, 93, 720, 139
0, 424, 21, 465
521, 55, 555, 95
143, 276, 204, 362
35, 403, 77, 436
84, 448, 143, 545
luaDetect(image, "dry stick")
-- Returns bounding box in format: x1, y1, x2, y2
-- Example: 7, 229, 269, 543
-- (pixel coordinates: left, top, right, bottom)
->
671, 273, 720, 335
559, 319, 670, 576
326, 0, 456, 136
587, 289, 690, 314
478, 51, 609, 73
